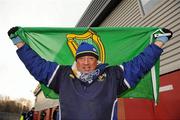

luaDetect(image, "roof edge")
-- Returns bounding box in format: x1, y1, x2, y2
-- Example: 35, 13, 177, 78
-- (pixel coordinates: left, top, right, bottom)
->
76, 0, 121, 27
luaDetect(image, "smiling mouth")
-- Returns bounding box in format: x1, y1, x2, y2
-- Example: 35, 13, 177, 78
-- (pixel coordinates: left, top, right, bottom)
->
82, 67, 92, 72
83, 68, 90, 71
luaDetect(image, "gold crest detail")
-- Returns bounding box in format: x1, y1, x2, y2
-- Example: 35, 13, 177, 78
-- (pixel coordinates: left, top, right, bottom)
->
98, 73, 106, 82
69, 74, 75, 79
66, 29, 105, 63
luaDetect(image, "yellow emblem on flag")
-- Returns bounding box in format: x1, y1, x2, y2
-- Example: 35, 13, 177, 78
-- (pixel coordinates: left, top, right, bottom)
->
66, 29, 105, 63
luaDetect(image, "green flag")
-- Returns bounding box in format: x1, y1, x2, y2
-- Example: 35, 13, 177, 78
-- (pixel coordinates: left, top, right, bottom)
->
16, 27, 162, 102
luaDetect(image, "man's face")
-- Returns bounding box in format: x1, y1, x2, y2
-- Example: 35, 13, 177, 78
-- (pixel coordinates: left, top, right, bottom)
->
76, 56, 98, 73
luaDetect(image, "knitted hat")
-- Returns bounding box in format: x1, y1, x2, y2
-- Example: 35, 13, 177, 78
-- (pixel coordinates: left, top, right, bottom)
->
76, 42, 99, 60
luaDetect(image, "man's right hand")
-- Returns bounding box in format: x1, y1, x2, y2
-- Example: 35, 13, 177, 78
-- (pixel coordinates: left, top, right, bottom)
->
8, 27, 23, 45
8, 26, 19, 39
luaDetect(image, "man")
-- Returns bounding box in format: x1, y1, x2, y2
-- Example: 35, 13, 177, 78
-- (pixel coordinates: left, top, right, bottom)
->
8, 27, 172, 120
19, 112, 26, 120
53, 106, 59, 120
40, 110, 46, 120
26, 107, 34, 120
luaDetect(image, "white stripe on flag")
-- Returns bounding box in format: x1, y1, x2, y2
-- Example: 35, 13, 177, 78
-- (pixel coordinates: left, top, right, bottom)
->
151, 66, 157, 105
150, 29, 161, 106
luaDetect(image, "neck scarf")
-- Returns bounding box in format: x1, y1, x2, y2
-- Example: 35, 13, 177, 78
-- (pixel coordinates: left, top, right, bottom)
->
71, 61, 108, 85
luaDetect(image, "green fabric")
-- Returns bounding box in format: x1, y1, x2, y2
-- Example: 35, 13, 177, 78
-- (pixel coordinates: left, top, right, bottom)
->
16, 27, 161, 101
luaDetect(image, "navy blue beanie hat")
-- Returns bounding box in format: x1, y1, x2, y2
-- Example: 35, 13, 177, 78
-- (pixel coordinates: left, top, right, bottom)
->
76, 42, 99, 60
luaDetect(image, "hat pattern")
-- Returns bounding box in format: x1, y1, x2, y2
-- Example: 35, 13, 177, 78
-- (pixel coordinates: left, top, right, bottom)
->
76, 42, 99, 59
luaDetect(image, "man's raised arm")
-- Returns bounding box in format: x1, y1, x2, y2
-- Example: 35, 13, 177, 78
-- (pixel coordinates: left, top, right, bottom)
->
8, 27, 58, 86
121, 28, 173, 88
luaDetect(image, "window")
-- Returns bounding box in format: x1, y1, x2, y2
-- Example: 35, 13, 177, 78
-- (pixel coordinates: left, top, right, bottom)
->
140, 0, 164, 15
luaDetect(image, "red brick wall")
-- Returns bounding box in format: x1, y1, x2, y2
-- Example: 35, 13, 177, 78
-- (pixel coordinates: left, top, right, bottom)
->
155, 70, 180, 119
118, 70, 180, 120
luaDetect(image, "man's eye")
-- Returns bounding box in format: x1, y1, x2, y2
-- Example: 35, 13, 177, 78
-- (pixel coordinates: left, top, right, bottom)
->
79, 57, 84, 60
89, 57, 95, 60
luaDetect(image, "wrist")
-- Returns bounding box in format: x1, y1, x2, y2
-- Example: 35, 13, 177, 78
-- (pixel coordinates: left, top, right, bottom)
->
11, 36, 22, 45
156, 36, 168, 44
154, 41, 164, 48
16, 42, 25, 48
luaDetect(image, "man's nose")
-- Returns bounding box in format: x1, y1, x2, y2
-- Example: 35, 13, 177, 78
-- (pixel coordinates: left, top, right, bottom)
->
84, 58, 89, 64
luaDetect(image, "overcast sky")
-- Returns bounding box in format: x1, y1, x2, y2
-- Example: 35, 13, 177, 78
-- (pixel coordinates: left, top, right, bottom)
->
0, 0, 91, 102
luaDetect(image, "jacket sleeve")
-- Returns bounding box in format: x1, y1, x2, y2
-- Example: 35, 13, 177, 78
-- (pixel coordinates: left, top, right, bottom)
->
122, 44, 163, 88
16, 44, 58, 85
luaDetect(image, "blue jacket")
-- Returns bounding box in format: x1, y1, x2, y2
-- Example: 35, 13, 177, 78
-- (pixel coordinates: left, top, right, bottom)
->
16, 44, 163, 120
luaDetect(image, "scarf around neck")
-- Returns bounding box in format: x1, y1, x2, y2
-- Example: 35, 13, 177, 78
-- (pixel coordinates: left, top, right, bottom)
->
71, 61, 108, 85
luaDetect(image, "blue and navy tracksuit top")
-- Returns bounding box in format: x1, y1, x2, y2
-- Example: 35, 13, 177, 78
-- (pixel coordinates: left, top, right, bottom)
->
16, 43, 163, 120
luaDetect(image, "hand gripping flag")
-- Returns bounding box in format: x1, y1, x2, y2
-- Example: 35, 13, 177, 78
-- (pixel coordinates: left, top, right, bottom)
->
15, 27, 163, 103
